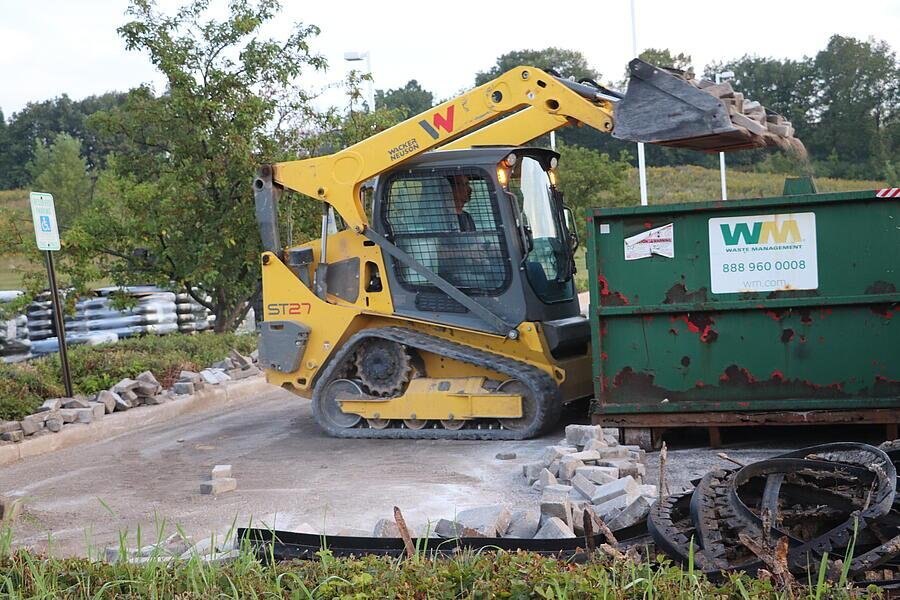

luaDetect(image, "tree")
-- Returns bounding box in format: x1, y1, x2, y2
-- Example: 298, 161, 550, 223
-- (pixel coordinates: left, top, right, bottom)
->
28, 133, 93, 227
809, 35, 899, 175
375, 80, 433, 118
475, 48, 600, 86
639, 48, 693, 72
67, 0, 325, 332
555, 143, 630, 240
0, 92, 126, 189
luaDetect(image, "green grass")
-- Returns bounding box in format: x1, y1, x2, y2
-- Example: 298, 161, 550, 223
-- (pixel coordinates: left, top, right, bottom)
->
0, 332, 257, 421
598, 166, 886, 206
0, 536, 877, 599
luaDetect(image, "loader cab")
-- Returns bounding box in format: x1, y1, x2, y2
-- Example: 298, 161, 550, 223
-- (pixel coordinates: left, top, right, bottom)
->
372, 147, 588, 355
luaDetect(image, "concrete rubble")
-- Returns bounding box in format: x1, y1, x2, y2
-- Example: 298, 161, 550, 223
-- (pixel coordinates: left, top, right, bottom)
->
0, 349, 259, 446
361, 424, 654, 541
105, 531, 242, 565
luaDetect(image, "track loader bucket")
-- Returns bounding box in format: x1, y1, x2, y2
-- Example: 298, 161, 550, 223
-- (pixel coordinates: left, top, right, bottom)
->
613, 59, 801, 154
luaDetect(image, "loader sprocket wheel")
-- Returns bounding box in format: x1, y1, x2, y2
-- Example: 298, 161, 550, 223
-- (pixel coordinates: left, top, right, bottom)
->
355, 338, 412, 396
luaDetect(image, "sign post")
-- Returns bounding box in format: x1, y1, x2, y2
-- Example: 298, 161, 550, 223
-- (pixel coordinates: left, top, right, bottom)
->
29, 192, 73, 397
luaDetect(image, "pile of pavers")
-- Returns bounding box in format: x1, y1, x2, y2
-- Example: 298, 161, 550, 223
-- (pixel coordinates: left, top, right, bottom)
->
0, 349, 258, 444
362, 424, 655, 540
105, 531, 240, 565
522, 424, 656, 537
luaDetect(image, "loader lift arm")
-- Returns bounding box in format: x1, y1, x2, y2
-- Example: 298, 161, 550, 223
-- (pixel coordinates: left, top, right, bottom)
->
264, 66, 616, 239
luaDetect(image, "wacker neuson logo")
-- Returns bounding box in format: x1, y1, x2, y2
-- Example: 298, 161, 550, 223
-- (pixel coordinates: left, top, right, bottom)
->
708, 212, 818, 294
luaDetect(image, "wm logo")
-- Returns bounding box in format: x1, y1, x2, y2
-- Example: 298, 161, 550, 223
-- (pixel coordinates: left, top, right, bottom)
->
721, 219, 801, 245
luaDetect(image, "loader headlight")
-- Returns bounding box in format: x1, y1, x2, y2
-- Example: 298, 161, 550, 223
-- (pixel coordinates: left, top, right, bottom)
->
497, 166, 509, 187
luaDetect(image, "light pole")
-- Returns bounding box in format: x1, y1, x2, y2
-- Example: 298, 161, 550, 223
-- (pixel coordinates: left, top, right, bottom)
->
344, 51, 375, 110
715, 70, 735, 200
630, 0, 648, 206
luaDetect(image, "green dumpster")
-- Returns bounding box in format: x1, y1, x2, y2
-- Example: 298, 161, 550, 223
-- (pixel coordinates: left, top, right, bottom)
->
586, 187, 899, 442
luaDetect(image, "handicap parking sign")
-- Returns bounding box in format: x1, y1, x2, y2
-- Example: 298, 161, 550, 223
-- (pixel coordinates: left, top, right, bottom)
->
29, 192, 61, 251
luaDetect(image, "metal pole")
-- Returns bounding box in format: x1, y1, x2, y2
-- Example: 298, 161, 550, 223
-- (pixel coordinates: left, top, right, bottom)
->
45, 250, 73, 397
630, 0, 648, 206
716, 72, 727, 200
549, 131, 556, 151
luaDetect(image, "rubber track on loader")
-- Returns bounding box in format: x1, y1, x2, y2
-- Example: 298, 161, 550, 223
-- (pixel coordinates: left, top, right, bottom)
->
311, 326, 562, 440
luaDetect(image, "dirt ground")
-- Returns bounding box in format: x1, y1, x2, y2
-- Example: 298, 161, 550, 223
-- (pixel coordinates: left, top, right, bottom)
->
1, 386, 890, 557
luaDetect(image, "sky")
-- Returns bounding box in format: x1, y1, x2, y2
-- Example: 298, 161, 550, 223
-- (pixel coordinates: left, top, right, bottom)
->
1, 0, 899, 117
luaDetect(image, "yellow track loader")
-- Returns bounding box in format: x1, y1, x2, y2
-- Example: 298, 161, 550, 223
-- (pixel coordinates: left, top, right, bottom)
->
253, 60, 791, 439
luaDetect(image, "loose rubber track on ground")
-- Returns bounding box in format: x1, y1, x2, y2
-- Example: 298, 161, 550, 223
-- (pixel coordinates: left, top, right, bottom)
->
311, 326, 561, 440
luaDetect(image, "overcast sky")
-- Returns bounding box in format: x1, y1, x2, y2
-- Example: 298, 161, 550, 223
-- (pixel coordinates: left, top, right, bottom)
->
1, 0, 898, 117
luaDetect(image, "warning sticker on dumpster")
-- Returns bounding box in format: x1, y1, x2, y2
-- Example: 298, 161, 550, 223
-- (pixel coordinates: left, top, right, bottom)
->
624, 223, 674, 260
708, 212, 818, 294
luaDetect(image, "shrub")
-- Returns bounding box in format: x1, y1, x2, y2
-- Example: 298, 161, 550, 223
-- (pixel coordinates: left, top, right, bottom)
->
0, 333, 256, 421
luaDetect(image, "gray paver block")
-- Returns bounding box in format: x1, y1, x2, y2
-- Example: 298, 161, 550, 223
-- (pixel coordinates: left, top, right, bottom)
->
504, 509, 540, 538
495, 451, 516, 460
19, 416, 43, 436
576, 466, 619, 485
1, 430, 23, 442
538, 467, 557, 485
40, 398, 63, 412
523, 462, 544, 482
541, 445, 578, 466
173, 382, 195, 395
565, 424, 603, 447
372, 518, 400, 538
211, 465, 232, 479
0, 421, 21, 434
113, 378, 139, 394
200, 477, 237, 495
557, 458, 584, 481
59, 409, 78, 423
179, 370, 202, 383
533, 517, 575, 539
95, 391, 118, 413
73, 408, 94, 423
608, 496, 652, 530
434, 518, 483, 538
114, 394, 133, 411
571, 473, 596, 500
62, 397, 91, 409
592, 493, 638, 522
540, 494, 571, 523
590, 476, 638, 505
456, 505, 511, 537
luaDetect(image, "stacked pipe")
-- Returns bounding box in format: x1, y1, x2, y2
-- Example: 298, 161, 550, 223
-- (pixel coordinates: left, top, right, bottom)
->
26, 286, 180, 356
70, 286, 179, 339
175, 292, 214, 333
0, 291, 31, 363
